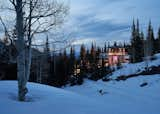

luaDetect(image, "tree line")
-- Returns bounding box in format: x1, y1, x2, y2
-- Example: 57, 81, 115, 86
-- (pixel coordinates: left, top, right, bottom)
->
30, 40, 119, 87
130, 19, 160, 63
1, 18, 160, 89
34, 19, 160, 87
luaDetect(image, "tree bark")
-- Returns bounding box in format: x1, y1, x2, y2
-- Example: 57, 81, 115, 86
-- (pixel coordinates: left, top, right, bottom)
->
16, 0, 27, 101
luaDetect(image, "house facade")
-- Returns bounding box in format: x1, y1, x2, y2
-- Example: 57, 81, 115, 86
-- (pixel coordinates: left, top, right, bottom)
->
99, 46, 130, 67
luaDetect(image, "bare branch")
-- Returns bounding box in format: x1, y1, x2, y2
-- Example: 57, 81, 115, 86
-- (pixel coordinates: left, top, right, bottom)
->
0, 16, 13, 44
9, 0, 16, 7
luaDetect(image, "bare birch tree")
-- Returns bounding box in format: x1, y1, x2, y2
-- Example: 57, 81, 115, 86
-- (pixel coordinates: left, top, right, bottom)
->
6, 0, 69, 101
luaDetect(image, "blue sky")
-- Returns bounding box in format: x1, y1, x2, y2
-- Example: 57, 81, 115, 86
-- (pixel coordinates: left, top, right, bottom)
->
66, 0, 160, 46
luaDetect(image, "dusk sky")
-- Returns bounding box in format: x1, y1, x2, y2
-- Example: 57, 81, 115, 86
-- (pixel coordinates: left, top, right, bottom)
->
0, 0, 160, 47
67, 0, 160, 46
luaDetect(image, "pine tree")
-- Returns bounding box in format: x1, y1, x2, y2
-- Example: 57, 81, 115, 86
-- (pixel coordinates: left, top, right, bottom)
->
69, 46, 76, 75
44, 36, 51, 61
96, 47, 101, 65
43, 36, 51, 84
62, 49, 69, 84
154, 27, 160, 53
80, 44, 86, 62
54, 51, 69, 87
131, 19, 144, 62
146, 20, 154, 57
140, 31, 145, 59
157, 28, 160, 52
131, 19, 136, 62
104, 42, 107, 53
90, 42, 96, 65
86, 49, 90, 63
86, 49, 90, 73
113, 41, 117, 47
55, 52, 64, 86
79, 44, 86, 78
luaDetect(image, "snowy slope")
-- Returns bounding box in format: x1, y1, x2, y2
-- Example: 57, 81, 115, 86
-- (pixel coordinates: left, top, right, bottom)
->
0, 81, 104, 114
65, 75, 160, 114
109, 54, 160, 79
0, 74, 160, 114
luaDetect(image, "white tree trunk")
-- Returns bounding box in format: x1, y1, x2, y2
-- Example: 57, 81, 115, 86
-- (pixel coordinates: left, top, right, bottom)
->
16, 0, 28, 101
17, 50, 27, 101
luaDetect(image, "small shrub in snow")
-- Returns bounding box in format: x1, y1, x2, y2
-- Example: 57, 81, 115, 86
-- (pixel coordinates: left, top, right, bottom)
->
140, 82, 148, 87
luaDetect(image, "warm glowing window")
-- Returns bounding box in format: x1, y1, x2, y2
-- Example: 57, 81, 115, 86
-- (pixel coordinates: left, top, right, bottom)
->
113, 56, 118, 62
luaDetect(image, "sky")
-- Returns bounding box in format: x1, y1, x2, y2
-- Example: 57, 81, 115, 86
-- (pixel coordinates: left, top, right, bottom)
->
66, 0, 160, 46
0, 0, 160, 49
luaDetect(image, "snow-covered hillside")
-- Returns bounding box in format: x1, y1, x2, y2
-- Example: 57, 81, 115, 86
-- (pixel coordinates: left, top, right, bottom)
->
0, 81, 105, 114
108, 54, 160, 79
1, 74, 160, 114
65, 75, 160, 114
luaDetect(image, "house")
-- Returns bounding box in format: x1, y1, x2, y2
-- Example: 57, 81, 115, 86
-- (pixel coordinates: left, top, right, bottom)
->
108, 46, 130, 66
99, 45, 130, 67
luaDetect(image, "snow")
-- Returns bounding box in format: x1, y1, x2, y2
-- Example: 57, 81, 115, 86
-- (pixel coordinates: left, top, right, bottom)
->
65, 75, 160, 114
0, 81, 104, 114
1, 74, 160, 114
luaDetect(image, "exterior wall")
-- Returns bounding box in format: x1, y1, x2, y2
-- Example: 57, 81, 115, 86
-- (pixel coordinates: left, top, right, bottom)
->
99, 47, 130, 67
108, 47, 129, 66
107, 47, 129, 66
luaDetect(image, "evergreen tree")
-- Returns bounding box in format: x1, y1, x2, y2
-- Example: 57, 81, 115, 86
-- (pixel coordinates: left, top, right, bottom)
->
146, 21, 155, 57
55, 52, 64, 86
86, 49, 90, 62
79, 44, 86, 78
131, 19, 144, 62
44, 36, 51, 61
90, 42, 96, 66
69, 46, 76, 75
54, 51, 69, 87
43, 36, 51, 84
113, 41, 117, 47
96, 47, 101, 65
154, 27, 160, 53
136, 19, 140, 34
80, 44, 86, 62
157, 28, 160, 52
131, 19, 136, 62
140, 31, 145, 59
86, 49, 90, 73
107, 42, 110, 49
62, 49, 69, 84
123, 41, 126, 48
104, 42, 107, 53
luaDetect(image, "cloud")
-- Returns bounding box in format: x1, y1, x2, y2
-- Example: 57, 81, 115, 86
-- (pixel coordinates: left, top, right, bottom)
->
1, 0, 160, 48
67, 0, 160, 47
72, 38, 96, 45
69, 12, 131, 45
79, 19, 130, 37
